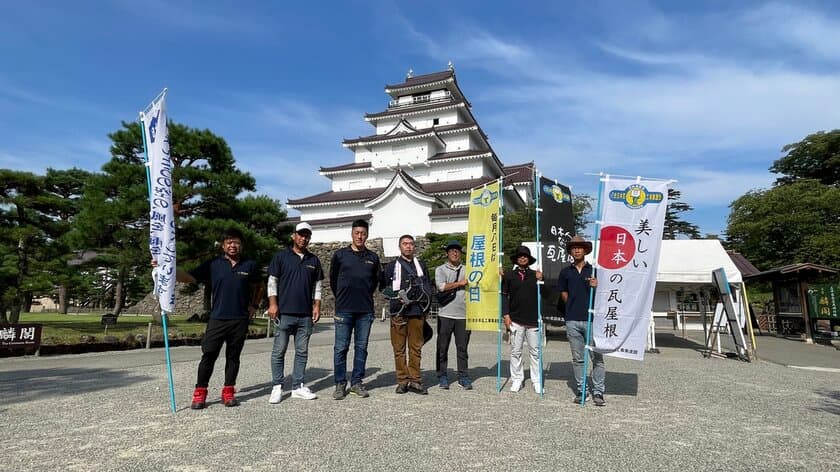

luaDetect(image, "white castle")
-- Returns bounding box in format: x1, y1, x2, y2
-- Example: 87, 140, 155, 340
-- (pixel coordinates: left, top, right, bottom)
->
287, 66, 534, 255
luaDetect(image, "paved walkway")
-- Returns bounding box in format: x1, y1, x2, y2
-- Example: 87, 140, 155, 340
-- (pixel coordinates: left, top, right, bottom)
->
676, 328, 840, 370
2, 321, 838, 471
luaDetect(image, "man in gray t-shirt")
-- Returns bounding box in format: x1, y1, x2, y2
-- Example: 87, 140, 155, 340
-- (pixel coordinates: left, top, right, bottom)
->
434, 240, 472, 390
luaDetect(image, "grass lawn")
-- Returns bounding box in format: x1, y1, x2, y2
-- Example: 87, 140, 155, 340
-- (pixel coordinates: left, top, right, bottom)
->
18, 313, 270, 345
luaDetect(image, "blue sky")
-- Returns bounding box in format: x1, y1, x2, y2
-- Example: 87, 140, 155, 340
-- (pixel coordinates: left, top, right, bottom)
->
2, 0, 839, 237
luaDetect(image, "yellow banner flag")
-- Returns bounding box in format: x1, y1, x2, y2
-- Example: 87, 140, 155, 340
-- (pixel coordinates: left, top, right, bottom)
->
465, 181, 502, 331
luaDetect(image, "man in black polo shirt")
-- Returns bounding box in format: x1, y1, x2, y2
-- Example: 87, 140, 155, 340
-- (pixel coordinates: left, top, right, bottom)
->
502, 246, 544, 394
267, 222, 323, 403
557, 235, 604, 406
381, 234, 432, 395
176, 228, 262, 409
329, 219, 380, 400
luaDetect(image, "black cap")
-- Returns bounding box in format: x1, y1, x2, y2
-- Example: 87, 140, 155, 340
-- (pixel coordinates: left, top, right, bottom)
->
444, 240, 463, 252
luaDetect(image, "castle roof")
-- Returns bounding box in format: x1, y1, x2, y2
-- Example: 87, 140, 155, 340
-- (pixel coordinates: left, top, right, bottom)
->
385, 70, 455, 92
288, 163, 534, 207
342, 123, 477, 147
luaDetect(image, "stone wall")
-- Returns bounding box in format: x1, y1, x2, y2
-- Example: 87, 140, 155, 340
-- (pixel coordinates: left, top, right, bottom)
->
128, 236, 432, 317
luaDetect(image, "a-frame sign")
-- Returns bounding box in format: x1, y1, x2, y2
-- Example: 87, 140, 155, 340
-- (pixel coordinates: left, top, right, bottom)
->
705, 267, 750, 361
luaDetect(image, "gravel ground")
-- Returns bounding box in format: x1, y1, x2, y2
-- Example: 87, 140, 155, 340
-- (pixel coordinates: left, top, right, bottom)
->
2, 322, 838, 471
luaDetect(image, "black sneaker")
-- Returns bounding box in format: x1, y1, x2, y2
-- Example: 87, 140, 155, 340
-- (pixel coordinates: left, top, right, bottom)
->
349, 383, 370, 398
408, 382, 428, 395
593, 393, 606, 406
395, 383, 409, 394
333, 382, 347, 400
572, 391, 587, 404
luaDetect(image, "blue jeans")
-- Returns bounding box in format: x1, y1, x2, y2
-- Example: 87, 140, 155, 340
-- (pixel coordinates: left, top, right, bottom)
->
333, 312, 374, 386
271, 314, 313, 389
565, 320, 606, 395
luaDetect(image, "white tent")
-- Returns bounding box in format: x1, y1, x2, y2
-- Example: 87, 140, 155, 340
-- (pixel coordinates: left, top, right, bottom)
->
651, 240, 744, 330
525, 239, 744, 329
657, 240, 742, 285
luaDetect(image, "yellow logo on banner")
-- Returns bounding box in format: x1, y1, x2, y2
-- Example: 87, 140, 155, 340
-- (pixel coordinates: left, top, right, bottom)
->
466, 181, 502, 331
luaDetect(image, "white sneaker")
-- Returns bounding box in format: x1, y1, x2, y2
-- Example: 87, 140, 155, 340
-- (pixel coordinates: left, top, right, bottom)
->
291, 386, 318, 400
269, 385, 283, 404
510, 380, 523, 392
534, 383, 544, 395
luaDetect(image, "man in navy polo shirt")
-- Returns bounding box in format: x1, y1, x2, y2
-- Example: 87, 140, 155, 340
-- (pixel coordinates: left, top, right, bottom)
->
176, 228, 263, 409
267, 222, 323, 403
329, 219, 381, 400
557, 235, 604, 406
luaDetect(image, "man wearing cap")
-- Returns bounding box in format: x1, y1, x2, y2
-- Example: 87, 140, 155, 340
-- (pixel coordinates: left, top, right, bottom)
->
329, 219, 381, 400
173, 228, 263, 409
267, 222, 324, 403
434, 240, 472, 390
501, 245, 544, 394
557, 235, 605, 406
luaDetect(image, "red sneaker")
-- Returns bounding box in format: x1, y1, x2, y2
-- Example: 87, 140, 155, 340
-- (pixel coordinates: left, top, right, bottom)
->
191, 387, 208, 410
221, 385, 239, 407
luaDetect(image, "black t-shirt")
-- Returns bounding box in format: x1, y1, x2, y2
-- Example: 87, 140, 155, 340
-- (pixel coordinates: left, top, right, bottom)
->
330, 245, 380, 314
557, 263, 594, 321
190, 256, 261, 320
502, 267, 539, 326
267, 248, 323, 315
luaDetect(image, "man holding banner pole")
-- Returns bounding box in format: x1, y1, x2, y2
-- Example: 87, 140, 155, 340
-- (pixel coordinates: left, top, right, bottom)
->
174, 228, 262, 409
502, 245, 544, 394
558, 236, 605, 406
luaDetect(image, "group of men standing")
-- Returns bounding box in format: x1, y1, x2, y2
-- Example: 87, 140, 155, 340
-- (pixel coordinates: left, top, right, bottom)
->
176, 221, 606, 409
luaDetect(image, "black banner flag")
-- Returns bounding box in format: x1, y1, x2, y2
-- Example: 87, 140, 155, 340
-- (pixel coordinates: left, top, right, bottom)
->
538, 177, 575, 323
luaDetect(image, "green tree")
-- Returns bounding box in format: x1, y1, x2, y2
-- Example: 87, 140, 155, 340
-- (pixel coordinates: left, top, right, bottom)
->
0, 169, 80, 322
72, 121, 288, 315
0, 170, 41, 322
771, 130, 840, 185
726, 180, 840, 270
663, 189, 701, 239
419, 233, 466, 282
40, 168, 92, 313
572, 194, 594, 236
503, 204, 536, 258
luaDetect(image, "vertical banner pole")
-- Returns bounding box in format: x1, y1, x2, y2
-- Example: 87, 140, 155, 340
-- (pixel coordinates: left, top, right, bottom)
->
160, 310, 177, 412
741, 284, 758, 360
497, 177, 504, 393
534, 169, 544, 398
140, 96, 177, 414
581, 174, 607, 406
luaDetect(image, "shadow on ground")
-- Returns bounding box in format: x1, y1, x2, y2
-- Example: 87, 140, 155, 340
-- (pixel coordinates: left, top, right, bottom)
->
0, 368, 154, 405
812, 389, 840, 416
547, 328, 709, 356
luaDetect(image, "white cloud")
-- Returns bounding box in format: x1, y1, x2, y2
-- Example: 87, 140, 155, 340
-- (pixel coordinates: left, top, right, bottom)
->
387, 5, 840, 233
114, 0, 268, 35
671, 168, 776, 207
742, 2, 840, 61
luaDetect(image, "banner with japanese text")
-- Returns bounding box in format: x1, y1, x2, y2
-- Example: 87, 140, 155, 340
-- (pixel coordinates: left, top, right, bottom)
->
465, 181, 502, 331
592, 177, 669, 360
141, 92, 177, 313
538, 177, 575, 321
807, 282, 840, 319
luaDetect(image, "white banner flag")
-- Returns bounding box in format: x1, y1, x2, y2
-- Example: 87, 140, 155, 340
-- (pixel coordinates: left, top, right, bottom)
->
141, 91, 176, 313
592, 177, 669, 361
